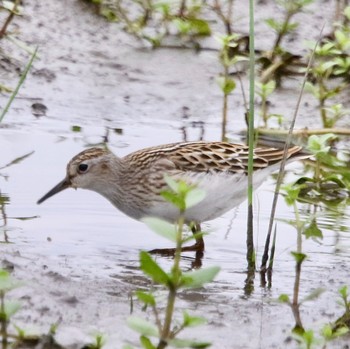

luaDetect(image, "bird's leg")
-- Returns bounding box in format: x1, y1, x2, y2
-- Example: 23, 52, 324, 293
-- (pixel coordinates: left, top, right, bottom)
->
183, 223, 204, 252
148, 223, 205, 255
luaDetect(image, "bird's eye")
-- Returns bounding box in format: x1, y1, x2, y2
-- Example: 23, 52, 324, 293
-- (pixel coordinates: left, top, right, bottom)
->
78, 163, 89, 173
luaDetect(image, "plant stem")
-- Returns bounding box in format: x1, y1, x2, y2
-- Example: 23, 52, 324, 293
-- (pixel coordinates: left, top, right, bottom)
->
246, 0, 255, 270
291, 202, 304, 331
157, 215, 184, 349
178, 0, 187, 17
221, 65, 229, 142
272, 11, 293, 56
260, 26, 323, 273
294, 202, 302, 253
212, 0, 234, 36
317, 76, 329, 127
0, 291, 7, 346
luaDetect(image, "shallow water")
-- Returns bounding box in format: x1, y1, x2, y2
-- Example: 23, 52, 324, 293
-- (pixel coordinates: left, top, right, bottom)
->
2, 129, 350, 348
1, 1, 350, 348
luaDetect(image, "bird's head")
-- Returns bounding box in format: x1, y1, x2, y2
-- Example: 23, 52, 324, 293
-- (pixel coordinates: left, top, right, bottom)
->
37, 147, 113, 204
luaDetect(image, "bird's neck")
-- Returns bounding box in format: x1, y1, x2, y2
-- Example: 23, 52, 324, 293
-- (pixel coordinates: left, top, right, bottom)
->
94, 155, 137, 216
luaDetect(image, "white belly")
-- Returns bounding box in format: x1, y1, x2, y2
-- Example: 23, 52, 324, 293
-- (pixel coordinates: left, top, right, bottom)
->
145, 169, 271, 223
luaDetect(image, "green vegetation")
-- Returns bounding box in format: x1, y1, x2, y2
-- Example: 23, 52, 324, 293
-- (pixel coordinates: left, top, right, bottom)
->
0, 269, 62, 347
273, 134, 350, 346
125, 178, 219, 348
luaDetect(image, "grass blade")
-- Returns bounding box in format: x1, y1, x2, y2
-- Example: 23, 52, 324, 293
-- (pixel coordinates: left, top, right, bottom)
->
0, 47, 38, 123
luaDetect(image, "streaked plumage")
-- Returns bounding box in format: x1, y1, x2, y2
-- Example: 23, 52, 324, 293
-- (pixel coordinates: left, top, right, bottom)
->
37, 141, 307, 252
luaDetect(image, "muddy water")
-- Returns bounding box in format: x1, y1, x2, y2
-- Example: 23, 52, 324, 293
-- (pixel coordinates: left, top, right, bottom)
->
1, 1, 350, 348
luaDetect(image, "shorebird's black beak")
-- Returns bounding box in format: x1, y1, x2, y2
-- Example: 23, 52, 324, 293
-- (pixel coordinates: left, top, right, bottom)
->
37, 178, 71, 204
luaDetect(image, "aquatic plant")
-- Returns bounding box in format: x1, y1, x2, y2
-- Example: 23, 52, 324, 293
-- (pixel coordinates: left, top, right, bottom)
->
266, 0, 314, 59
0, 269, 22, 345
86, 333, 106, 349
296, 134, 350, 206
259, 0, 314, 85
86, 0, 211, 48
304, 6, 350, 128
124, 178, 219, 349
276, 133, 350, 346
255, 80, 279, 128
216, 33, 241, 141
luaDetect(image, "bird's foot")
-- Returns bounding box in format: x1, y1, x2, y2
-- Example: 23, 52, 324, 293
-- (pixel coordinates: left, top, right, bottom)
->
148, 240, 204, 255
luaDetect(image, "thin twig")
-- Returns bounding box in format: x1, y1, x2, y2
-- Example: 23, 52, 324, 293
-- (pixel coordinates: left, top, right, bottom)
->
0, 0, 21, 39
255, 127, 350, 136
260, 23, 326, 272
235, 68, 249, 115
210, 0, 234, 35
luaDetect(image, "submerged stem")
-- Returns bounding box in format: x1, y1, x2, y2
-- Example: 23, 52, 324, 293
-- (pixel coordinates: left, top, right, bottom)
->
0, 291, 8, 346
291, 201, 304, 331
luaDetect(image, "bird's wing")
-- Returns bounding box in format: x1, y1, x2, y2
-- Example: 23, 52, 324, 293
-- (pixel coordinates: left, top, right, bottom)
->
167, 142, 302, 174
126, 141, 302, 174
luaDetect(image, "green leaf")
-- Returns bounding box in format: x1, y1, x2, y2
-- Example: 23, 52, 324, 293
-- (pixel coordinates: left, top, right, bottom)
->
281, 183, 304, 206
291, 252, 307, 264
303, 219, 323, 240
127, 316, 159, 337
187, 18, 211, 36
338, 285, 348, 299
0, 269, 22, 292
142, 217, 177, 242
140, 336, 156, 349
304, 81, 319, 98
300, 330, 316, 345
0, 151, 34, 170
183, 311, 207, 327
256, 80, 276, 98
161, 191, 185, 211
122, 345, 134, 349
307, 134, 337, 157
4, 301, 21, 318
329, 326, 349, 339
321, 324, 333, 339
185, 188, 206, 209
180, 266, 220, 288
278, 294, 290, 303
71, 125, 82, 132
265, 18, 282, 32
100, 8, 119, 22
321, 61, 337, 71
2, 0, 23, 14
135, 291, 156, 307
173, 18, 191, 34
217, 77, 236, 95
168, 338, 211, 348
139, 252, 170, 285
301, 288, 325, 303
334, 29, 348, 46
286, 22, 299, 32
